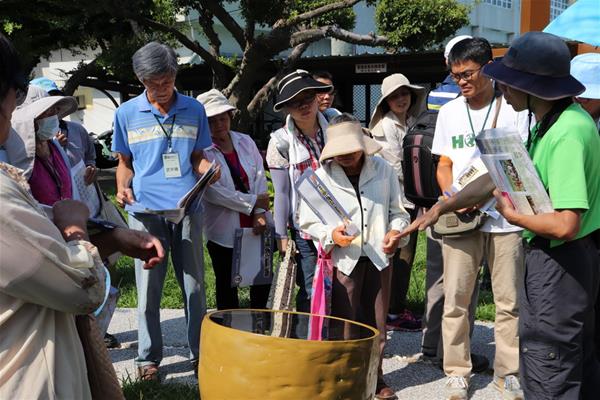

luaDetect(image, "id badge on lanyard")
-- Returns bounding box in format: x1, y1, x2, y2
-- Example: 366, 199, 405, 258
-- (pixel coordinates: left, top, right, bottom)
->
162, 151, 182, 178
155, 113, 182, 178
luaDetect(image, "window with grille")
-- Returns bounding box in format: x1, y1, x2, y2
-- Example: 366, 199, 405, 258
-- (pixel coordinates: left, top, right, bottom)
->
484, 0, 512, 9
550, 0, 568, 21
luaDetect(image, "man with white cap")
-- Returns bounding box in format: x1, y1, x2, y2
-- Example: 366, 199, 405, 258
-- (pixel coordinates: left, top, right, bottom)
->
427, 35, 472, 111
571, 53, 600, 129
431, 37, 527, 400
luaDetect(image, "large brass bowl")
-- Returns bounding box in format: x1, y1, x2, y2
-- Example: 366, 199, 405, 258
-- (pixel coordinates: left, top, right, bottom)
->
199, 309, 379, 399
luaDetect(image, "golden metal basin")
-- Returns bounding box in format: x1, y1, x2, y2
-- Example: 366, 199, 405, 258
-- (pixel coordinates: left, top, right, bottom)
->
199, 309, 379, 399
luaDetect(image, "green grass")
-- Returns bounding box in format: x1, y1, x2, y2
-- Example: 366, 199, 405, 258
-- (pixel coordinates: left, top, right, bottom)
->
121, 376, 197, 400
113, 230, 495, 320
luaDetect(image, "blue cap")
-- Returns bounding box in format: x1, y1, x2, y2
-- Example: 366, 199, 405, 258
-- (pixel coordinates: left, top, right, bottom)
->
30, 77, 63, 95
571, 53, 600, 100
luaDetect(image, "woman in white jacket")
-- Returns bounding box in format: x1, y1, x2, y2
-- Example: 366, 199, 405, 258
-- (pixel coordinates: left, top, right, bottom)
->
299, 114, 410, 400
368, 73, 426, 331
198, 89, 271, 309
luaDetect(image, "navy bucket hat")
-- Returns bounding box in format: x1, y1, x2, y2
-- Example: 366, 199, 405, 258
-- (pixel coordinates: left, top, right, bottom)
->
483, 31, 585, 100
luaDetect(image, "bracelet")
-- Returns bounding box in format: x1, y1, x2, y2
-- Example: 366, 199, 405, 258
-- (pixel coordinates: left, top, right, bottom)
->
254, 207, 267, 214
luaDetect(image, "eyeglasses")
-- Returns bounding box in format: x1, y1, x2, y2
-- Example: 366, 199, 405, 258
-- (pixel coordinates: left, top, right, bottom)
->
286, 92, 316, 109
450, 66, 483, 82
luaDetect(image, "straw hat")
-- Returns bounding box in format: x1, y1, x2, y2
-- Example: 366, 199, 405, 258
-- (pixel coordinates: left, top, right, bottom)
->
196, 89, 236, 117
319, 121, 382, 162
369, 73, 426, 129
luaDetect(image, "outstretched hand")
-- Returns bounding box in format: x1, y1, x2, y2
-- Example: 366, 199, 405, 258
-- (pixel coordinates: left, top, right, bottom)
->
382, 229, 402, 254
397, 205, 442, 239
112, 228, 165, 269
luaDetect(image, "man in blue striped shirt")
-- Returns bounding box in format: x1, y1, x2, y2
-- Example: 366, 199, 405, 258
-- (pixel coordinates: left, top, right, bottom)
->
112, 42, 217, 381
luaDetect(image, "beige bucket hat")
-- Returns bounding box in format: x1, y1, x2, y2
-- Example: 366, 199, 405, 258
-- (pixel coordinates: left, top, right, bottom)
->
319, 121, 382, 162
368, 73, 426, 129
196, 89, 236, 118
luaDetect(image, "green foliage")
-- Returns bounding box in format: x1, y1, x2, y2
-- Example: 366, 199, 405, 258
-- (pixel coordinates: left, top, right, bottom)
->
0, 0, 178, 78
375, 0, 471, 51
121, 375, 197, 399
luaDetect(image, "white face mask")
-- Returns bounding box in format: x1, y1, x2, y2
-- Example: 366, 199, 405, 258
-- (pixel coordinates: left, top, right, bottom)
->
36, 115, 60, 140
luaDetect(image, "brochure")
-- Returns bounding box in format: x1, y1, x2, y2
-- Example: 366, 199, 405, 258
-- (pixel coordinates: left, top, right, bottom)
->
125, 161, 218, 223
294, 170, 359, 236
476, 128, 553, 215
450, 156, 500, 219
231, 226, 275, 288
72, 160, 101, 217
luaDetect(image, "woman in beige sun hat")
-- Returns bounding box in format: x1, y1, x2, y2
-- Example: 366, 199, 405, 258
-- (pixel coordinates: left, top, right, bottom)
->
196, 89, 272, 309
368, 73, 426, 332
299, 113, 410, 400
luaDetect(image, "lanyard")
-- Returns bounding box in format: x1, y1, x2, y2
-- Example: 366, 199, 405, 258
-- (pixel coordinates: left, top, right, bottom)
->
465, 98, 494, 135
154, 113, 177, 151
297, 127, 324, 160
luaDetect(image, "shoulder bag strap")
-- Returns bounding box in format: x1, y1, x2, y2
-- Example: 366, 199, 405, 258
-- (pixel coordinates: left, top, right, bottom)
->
491, 95, 503, 129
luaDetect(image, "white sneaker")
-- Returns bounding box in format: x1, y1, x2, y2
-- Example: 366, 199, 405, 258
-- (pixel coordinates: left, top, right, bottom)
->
445, 376, 469, 400
492, 375, 524, 400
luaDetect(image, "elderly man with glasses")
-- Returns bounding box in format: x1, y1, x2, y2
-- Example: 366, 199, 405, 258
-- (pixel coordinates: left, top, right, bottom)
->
111, 41, 218, 381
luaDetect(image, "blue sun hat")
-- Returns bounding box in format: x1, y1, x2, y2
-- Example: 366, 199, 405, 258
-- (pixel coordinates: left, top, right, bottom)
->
482, 31, 585, 100
570, 53, 600, 100
30, 77, 64, 95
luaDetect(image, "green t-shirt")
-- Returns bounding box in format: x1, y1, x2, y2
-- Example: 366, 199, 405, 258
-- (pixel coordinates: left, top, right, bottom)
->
524, 103, 600, 247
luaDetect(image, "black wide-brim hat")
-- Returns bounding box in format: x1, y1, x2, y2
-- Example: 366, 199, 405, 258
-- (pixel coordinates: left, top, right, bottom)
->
482, 31, 584, 101
273, 69, 333, 112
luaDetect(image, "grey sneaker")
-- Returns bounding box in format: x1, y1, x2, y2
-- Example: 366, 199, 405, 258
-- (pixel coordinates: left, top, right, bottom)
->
445, 376, 469, 400
492, 375, 523, 400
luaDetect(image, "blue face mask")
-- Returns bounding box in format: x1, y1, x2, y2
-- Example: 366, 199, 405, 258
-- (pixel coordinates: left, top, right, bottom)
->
36, 115, 60, 140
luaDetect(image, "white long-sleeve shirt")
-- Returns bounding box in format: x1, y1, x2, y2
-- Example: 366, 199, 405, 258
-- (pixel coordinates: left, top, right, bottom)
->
298, 156, 410, 276
202, 131, 268, 248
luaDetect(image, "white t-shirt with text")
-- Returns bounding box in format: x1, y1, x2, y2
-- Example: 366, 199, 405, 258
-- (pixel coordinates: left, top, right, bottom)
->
432, 95, 530, 233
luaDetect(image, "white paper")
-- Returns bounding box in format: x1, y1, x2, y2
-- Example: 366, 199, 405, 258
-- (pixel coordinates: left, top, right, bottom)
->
124, 161, 218, 224
450, 157, 500, 219
72, 160, 101, 217
295, 170, 359, 236
231, 227, 274, 288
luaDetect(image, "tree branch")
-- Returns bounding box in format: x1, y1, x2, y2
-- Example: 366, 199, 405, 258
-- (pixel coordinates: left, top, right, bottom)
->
196, 7, 221, 57
290, 25, 389, 47
134, 17, 230, 83
62, 59, 99, 96
276, 0, 360, 29
198, 0, 246, 49
247, 42, 309, 114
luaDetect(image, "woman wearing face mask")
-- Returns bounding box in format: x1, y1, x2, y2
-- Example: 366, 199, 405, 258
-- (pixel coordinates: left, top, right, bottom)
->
9, 85, 79, 205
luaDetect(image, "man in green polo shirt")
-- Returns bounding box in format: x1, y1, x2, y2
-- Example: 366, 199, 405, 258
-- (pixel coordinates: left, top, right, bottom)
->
398, 32, 600, 399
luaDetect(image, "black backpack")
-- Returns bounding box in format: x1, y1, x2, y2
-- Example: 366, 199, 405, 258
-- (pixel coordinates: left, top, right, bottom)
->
401, 110, 441, 208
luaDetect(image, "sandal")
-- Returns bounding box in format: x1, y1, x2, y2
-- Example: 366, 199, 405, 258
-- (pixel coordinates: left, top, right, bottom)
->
375, 378, 397, 400
137, 363, 159, 381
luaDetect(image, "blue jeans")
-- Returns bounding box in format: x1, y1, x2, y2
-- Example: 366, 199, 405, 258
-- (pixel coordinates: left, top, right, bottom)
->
128, 212, 206, 366
291, 230, 317, 313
